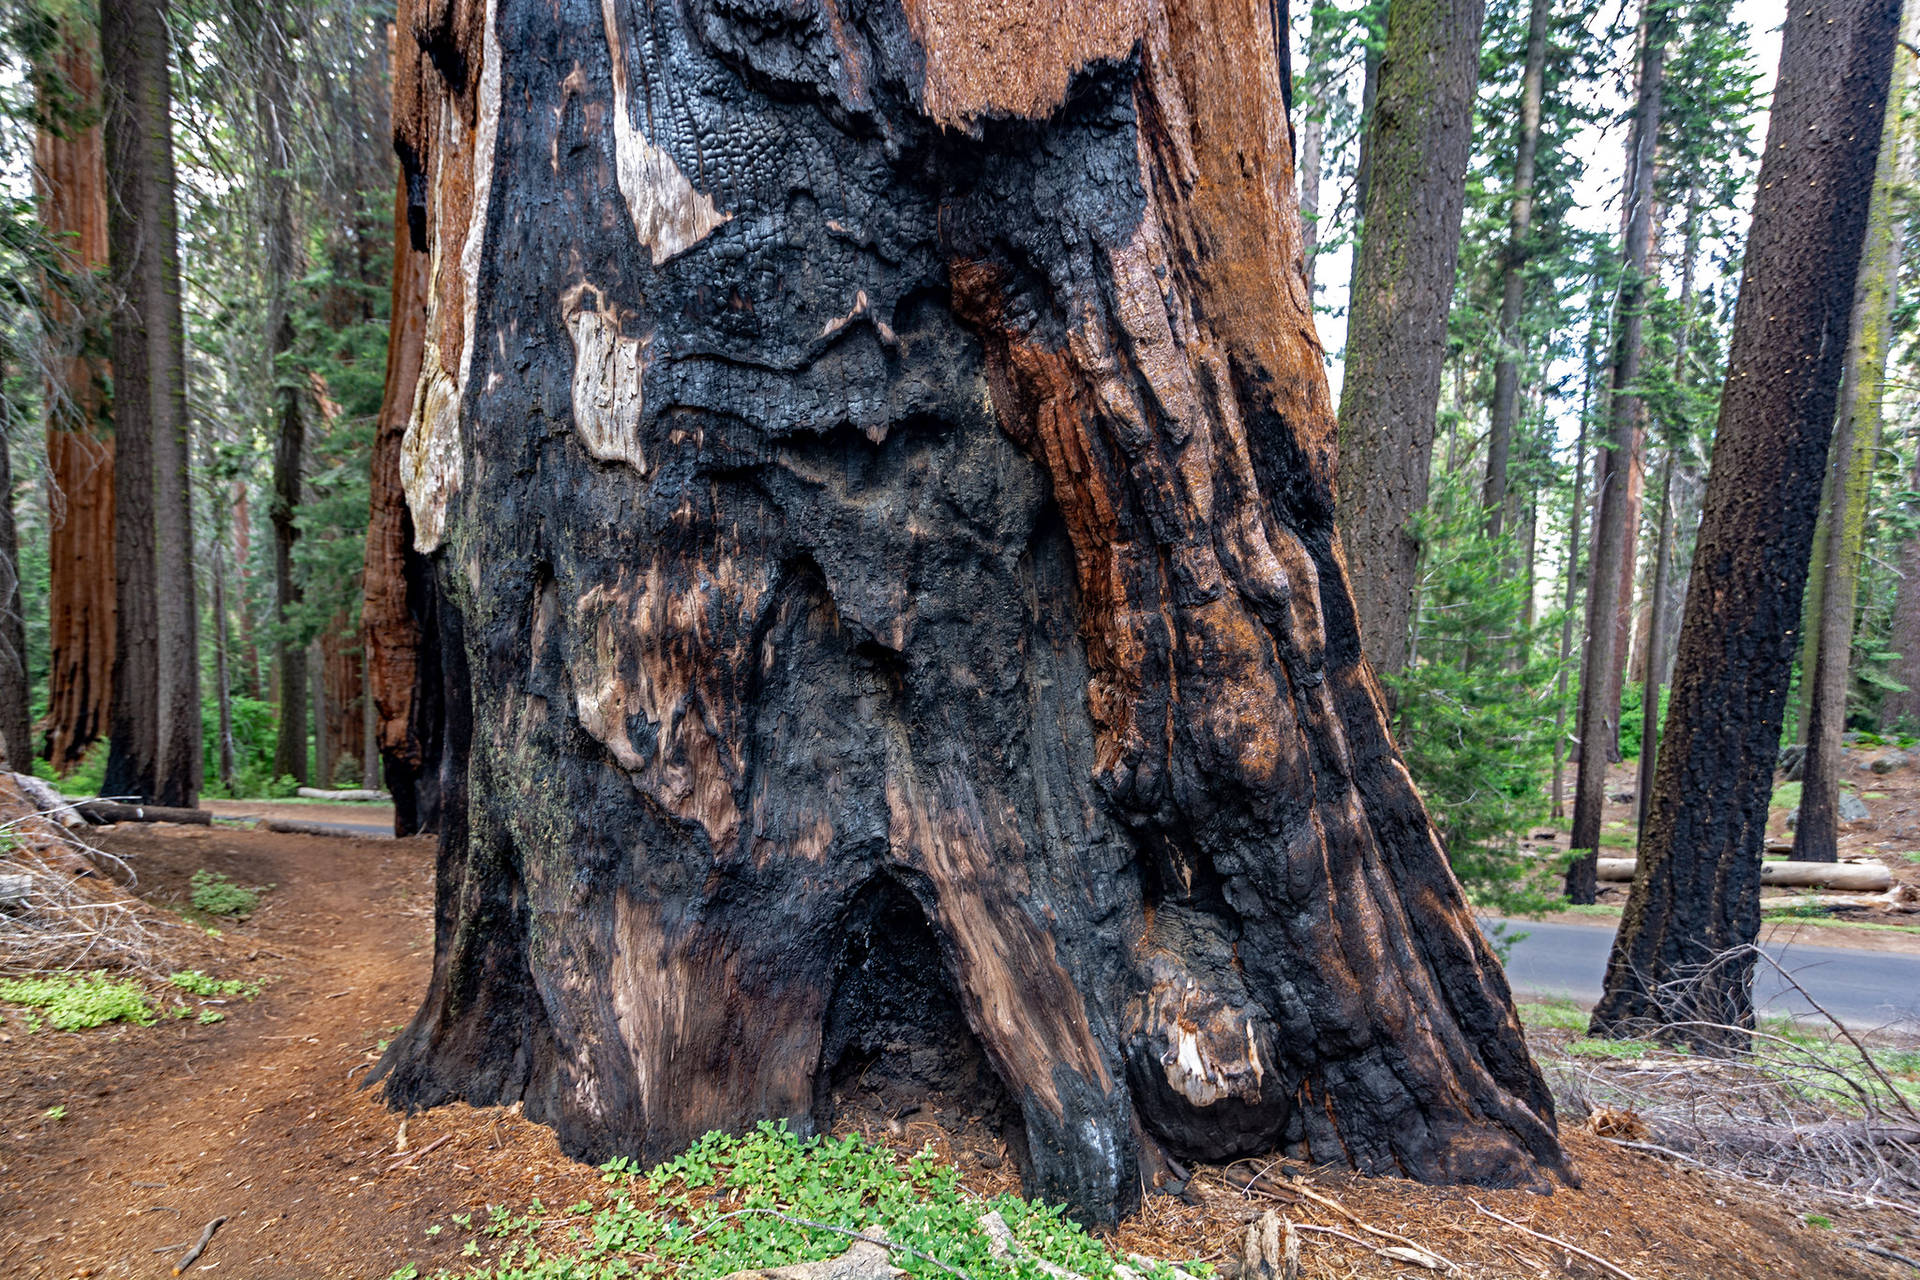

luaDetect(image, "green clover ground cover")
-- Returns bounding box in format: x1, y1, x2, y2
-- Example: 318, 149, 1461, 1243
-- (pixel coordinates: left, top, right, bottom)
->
391, 1123, 1197, 1280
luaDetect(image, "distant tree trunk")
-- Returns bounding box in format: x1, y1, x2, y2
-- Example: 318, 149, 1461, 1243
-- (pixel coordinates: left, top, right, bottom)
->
101, 0, 200, 807
1794, 30, 1913, 862
35, 18, 117, 774
1567, 8, 1665, 903
1552, 331, 1595, 819
258, 0, 309, 788
363, 174, 445, 835
1635, 197, 1701, 822
361, 670, 379, 791
233, 481, 258, 696
212, 534, 237, 793
371, 0, 1571, 1225
1336, 0, 1489, 679
1591, 0, 1899, 1047
1353, 3, 1385, 223
1885, 454, 1920, 727
0, 362, 31, 770
1296, 0, 1334, 296
312, 637, 331, 786
1483, 0, 1550, 541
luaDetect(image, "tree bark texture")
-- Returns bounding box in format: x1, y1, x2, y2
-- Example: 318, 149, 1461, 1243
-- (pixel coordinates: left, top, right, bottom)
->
364, 173, 447, 835
1482, 0, 1550, 541
1794, 24, 1914, 863
1566, 12, 1663, 903
36, 20, 118, 774
1335, 0, 1488, 680
0, 364, 30, 770
1591, 0, 1900, 1046
371, 0, 1570, 1226
100, 0, 200, 807
1552, 336, 1594, 819
257, 0, 310, 789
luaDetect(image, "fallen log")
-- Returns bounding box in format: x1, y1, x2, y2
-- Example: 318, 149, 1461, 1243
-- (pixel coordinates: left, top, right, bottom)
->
295, 787, 390, 802
74, 800, 212, 826
1596, 858, 1891, 891
261, 818, 389, 840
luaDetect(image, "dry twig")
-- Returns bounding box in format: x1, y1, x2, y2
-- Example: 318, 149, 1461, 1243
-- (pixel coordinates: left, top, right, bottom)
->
1470, 1199, 1641, 1280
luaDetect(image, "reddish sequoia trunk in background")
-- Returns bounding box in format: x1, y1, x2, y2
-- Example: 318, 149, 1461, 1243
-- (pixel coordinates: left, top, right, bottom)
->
371, 0, 1571, 1224
1592, 0, 1899, 1047
35, 21, 117, 773
363, 173, 444, 834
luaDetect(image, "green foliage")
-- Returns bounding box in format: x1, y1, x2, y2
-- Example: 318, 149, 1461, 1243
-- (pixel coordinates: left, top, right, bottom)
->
1517, 998, 1589, 1032
168, 970, 262, 999
201, 695, 299, 798
37, 741, 107, 800
189, 869, 260, 916
1390, 469, 1567, 916
391, 1123, 1196, 1280
0, 972, 154, 1030
1565, 1037, 1654, 1060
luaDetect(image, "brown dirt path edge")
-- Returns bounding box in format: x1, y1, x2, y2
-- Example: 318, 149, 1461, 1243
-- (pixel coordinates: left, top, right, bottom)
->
0, 824, 1905, 1279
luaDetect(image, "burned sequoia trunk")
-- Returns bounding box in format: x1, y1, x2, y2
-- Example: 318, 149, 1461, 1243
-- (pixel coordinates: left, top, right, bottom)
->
373, 0, 1571, 1223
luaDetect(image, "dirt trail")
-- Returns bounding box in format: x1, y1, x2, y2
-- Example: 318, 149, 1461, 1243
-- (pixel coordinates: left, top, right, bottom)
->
0, 820, 604, 1279
0, 818, 1908, 1279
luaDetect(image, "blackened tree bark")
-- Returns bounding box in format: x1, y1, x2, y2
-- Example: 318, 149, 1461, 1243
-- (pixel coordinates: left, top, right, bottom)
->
101, 0, 200, 807
1566, 4, 1665, 903
1482, 0, 1550, 541
35, 18, 118, 773
1591, 0, 1899, 1046
1335, 0, 1488, 679
1793, 26, 1914, 863
370, 0, 1571, 1225
364, 174, 446, 835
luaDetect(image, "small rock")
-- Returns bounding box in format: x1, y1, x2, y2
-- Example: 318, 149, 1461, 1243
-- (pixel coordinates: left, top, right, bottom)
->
977, 1149, 1003, 1170
1608, 791, 1635, 805
1841, 792, 1872, 824
1872, 750, 1910, 774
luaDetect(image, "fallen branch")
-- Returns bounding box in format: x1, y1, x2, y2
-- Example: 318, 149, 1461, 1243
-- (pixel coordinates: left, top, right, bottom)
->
75, 800, 211, 826
1845, 1241, 1920, 1270
296, 788, 389, 802
1287, 1180, 1457, 1269
173, 1215, 227, 1274
1470, 1199, 1641, 1280
1294, 1224, 1445, 1272
383, 1133, 451, 1172
262, 817, 387, 839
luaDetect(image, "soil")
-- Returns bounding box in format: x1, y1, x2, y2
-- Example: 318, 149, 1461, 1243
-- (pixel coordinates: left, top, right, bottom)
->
0, 814, 1913, 1279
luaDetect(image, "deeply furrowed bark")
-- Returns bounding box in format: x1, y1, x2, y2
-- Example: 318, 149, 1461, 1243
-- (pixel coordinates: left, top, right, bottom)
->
372, 0, 1570, 1224
102, 0, 200, 807
1592, 0, 1900, 1048
35, 20, 117, 774
364, 173, 445, 835
1336, 0, 1488, 679
0, 361, 29, 769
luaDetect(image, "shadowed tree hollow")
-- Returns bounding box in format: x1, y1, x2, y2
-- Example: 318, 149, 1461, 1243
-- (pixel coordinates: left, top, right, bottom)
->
372, 0, 1572, 1224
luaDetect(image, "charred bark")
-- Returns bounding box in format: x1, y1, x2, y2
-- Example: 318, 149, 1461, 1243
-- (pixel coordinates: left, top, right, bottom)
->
101, 0, 200, 807
1591, 0, 1899, 1047
0, 361, 29, 770
1335, 0, 1488, 679
372, 0, 1570, 1224
35, 19, 117, 774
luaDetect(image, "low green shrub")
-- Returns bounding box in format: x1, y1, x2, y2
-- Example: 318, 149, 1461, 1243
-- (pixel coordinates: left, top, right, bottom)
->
0, 972, 153, 1030
189, 869, 260, 916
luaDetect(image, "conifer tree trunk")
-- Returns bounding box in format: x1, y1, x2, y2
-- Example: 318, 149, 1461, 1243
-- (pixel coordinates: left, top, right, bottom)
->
1794, 24, 1913, 862
1483, 0, 1550, 540
1553, 332, 1594, 818
256, 0, 309, 788
101, 0, 200, 807
371, 0, 1570, 1225
0, 360, 30, 770
364, 175, 445, 835
1592, 0, 1899, 1045
1336, 0, 1489, 678
35, 19, 117, 773
1567, 8, 1664, 902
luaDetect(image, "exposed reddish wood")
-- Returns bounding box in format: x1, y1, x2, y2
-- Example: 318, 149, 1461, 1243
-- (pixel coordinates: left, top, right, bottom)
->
35, 21, 117, 773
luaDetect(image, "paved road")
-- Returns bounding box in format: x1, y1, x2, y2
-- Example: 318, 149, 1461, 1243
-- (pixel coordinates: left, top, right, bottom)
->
1488, 917, 1920, 1032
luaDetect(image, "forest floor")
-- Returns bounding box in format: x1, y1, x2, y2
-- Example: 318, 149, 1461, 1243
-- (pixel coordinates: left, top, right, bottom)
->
0, 812, 1915, 1278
